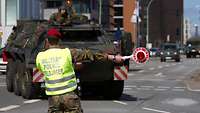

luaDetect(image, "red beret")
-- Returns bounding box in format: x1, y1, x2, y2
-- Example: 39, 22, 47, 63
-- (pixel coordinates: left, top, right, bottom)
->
47, 28, 62, 39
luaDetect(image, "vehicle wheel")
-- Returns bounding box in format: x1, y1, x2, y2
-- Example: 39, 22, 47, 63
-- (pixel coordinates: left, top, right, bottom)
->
193, 55, 196, 58
103, 80, 124, 100
175, 59, 180, 62
13, 72, 21, 96
21, 69, 40, 99
186, 54, 191, 58
6, 59, 17, 92
161, 58, 165, 62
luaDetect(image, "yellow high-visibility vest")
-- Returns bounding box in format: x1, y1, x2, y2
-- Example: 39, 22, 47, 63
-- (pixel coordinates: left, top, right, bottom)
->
36, 48, 77, 95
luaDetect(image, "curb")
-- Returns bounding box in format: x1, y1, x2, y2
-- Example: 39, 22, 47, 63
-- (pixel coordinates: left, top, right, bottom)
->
185, 81, 200, 92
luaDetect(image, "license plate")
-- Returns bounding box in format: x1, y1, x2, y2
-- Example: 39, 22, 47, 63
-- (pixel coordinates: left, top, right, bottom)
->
166, 57, 171, 60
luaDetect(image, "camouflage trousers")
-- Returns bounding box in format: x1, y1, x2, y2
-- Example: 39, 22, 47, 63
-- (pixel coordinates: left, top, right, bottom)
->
48, 92, 83, 113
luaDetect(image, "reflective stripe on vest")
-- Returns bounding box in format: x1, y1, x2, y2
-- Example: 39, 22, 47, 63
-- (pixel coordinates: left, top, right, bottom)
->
36, 48, 77, 95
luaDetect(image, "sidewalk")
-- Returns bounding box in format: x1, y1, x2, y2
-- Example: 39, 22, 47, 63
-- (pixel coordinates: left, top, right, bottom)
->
185, 70, 200, 91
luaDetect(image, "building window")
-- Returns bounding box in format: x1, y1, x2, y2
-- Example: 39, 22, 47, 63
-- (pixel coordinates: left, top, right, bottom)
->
114, 0, 123, 4
6, 0, 18, 25
46, 0, 62, 8
114, 19, 123, 27
114, 7, 123, 16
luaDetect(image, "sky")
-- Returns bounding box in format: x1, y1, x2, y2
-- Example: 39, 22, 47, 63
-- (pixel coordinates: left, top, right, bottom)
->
184, 0, 200, 25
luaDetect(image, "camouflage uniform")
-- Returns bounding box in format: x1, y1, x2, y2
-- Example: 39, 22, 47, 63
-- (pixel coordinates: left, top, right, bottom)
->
48, 92, 83, 113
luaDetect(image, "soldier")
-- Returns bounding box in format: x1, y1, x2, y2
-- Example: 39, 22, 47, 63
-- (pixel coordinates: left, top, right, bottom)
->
36, 28, 124, 113
49, 8, 65, 25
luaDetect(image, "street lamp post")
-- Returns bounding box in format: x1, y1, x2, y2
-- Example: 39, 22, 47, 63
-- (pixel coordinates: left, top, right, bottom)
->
146, 0, 154, 48
99, 0, 102, 25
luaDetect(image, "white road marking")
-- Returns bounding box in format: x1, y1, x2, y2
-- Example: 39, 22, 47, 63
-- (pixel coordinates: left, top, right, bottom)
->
143, 107, 171, 113
154, 88, 167, 91
0, 76, 6, 79
128, 74, 135, 76
172, 89, 185, 91
0, 105, 20, 112
174, 87, 186, 89
137, 88, 151, 91
124, 88, 132, 90
138, 70, 144, 73
155, 73, 163, 77
125, 85, 137, 88
130, 79, 165, 81
171, 64, 176, 66
149, 67, 155, 70
157, 86, 170, 89
165, 65, 170, 67
140, 86, 154, 88
24, 99, 41, 104
0, 83, 6, 87
158, 66, 163, 69
113, 101, 128, 105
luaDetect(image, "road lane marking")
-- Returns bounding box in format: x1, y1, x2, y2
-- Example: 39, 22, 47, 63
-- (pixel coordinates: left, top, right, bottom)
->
136, 88, 150, 90
154, 88, 167, 91
138, 70, 144, 73
143, 107, 171, 113
155, 73, 163, 77
174, 87, 186, 89
172, 89, 185, 91
0, 105, 20, 112
0, 76, 6, 79
158, 66, 163, 69
171, 64, 176, 66
128, 74, 135, 76
24, 99, 41, 104
149, 67, 155, 70
140, 86, 154, 88
165, 65, 170, 67
113, 101, 127, 105
0, 83, 6, 87
157, 86, 170, 89
125, 85, 137, 88
124, 88, 132, 90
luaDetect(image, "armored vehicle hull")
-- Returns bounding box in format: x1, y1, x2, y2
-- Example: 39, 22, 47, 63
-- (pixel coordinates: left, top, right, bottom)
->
5, 20, 133, 99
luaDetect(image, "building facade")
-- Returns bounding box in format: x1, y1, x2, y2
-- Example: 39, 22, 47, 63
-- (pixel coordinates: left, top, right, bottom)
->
140, 0, 184, 48
0, 0, 42, 47
184, 19, 192, 44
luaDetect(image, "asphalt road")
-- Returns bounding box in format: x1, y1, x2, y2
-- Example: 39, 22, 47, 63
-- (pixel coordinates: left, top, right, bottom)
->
0, 56, 200, 113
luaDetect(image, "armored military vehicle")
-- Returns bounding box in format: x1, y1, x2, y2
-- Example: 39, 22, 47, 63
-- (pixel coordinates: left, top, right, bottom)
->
4, 15, 133, 99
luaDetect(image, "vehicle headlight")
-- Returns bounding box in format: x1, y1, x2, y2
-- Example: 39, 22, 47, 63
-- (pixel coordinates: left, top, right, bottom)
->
160, 52, 164, 55
174, 52, 177, 55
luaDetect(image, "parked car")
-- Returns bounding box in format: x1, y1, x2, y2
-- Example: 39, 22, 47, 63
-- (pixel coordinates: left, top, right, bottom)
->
149, 48, 160, 57
160, 43, 180, 62
0, 48, 7, 73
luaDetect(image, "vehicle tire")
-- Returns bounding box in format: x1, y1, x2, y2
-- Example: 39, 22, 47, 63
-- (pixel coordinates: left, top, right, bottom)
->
6, 59, 17, 92
13, 72, 21, 96
161, 58, 165, 62
103, 80, 124, 100
186, 54, 191, 58
21, 69, 40, 99
175, 58, 180, 62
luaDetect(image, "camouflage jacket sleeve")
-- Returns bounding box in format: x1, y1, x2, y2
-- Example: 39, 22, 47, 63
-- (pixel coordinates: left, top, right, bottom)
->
69, 49, 107, 62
